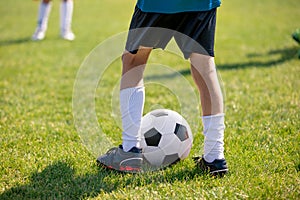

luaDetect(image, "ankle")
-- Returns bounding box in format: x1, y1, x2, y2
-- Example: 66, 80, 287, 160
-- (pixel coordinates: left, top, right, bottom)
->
120, 145, 142, 153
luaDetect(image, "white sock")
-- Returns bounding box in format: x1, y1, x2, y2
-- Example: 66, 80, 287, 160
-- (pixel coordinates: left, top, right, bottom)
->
60, 0, 74, 34
120, 86, 145, 152
202, 113, 225, 162
37, 1, 52, 31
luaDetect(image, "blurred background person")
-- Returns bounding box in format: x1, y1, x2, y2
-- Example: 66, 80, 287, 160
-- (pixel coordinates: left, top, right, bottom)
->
32, 0, 75, 41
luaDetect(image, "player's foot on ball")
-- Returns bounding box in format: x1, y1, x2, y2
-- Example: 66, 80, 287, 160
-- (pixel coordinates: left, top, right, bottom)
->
193, 156, 228, 177
96, 145, 143, 173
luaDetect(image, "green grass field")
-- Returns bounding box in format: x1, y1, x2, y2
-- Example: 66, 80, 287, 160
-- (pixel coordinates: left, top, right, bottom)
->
1, 0, 299, 199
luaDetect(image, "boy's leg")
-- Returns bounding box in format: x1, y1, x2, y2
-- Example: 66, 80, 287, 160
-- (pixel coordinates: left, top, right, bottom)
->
120, 48, 152, 151
32, 0, 52, 41
190, 54, 223, 116
97, 48, 152, 173
190, 53, 228, 176
60, 0, 75, 40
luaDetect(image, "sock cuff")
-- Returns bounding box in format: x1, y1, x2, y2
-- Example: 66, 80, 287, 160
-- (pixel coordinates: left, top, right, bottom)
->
120, 86, 144, 102
120, 86, 144, 93
202, 113, 225, 119
202, 113, 225, 137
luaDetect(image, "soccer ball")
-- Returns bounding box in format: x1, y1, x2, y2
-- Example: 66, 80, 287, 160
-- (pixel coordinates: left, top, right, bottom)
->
141, 109, 193, 171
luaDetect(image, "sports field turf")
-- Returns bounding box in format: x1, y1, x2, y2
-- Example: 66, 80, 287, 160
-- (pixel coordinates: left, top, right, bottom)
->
0, 0, 299, 199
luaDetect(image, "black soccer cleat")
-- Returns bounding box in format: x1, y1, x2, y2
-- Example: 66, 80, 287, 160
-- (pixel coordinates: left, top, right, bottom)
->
193, 156, 228, 177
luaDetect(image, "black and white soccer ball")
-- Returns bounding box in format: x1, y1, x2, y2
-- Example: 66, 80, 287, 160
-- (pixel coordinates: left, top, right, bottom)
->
141, 109, 193, 170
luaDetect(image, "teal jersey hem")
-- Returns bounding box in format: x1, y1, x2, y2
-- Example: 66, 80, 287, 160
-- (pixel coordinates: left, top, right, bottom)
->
136, 0, 221, 14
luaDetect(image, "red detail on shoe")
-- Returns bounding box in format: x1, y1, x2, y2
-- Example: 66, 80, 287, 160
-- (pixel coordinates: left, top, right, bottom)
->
119, 166, 141, 172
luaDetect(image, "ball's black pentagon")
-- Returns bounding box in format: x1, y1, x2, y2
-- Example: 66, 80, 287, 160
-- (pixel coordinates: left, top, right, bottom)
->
144, 128, 162, 146
162, 153, 180, 167
174, 123, 189, 141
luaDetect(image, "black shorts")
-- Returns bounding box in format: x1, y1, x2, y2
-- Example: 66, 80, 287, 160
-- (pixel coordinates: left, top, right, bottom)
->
125, 7, 217, 59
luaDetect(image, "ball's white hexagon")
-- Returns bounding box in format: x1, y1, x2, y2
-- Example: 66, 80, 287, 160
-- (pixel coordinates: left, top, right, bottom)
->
141, 113, 155, 134
143, 145, 160, 154
178, 139, 193, 159
143, 148, 164, 167
159, 133, 182, 155
154, 116, 177, 135
161, 153, 180, 167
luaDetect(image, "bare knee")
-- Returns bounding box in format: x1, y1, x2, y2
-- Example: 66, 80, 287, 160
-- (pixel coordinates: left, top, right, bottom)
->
190, 53, 215, 70
120, 49, 151, 89
122, 48, 152, 75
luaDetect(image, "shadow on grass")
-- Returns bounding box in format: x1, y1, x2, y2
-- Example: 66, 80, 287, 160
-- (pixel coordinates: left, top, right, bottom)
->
0, 161, 205, 199
0, 37, 31, 46
218, 46, 299, 70
1, 161, 122, 199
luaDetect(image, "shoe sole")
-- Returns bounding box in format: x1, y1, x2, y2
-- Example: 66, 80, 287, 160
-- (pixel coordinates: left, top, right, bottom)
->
210, 168, 229, 177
